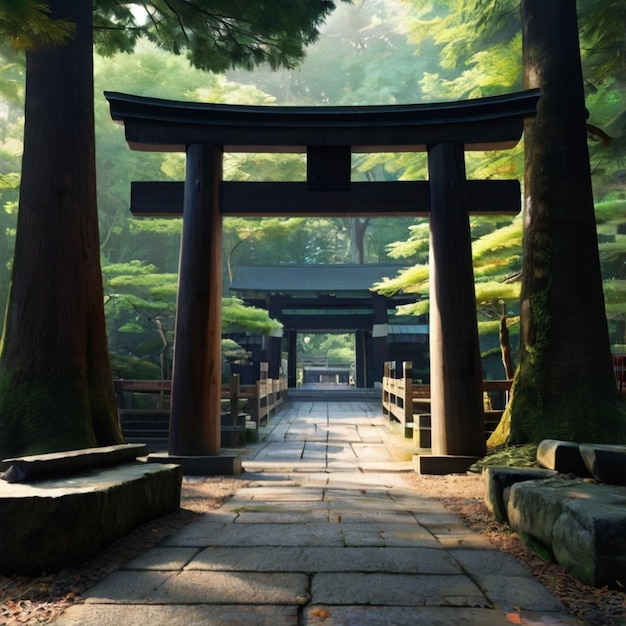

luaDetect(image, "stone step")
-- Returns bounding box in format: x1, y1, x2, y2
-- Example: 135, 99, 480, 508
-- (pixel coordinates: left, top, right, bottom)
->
0, 462, 181, 575
483, 464, 626, 589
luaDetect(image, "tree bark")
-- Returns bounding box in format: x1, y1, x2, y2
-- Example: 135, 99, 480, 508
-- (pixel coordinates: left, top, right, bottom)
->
499, 302, 515, 379
349, 217, 370, 264
490, 0, 625, 446
0, 0, 124, 457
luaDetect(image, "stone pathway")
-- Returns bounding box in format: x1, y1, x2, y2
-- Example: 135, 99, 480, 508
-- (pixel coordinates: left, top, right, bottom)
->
52, 401, 581, 625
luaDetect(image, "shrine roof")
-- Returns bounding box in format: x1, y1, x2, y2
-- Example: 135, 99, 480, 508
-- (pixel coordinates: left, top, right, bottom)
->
230, 264, 406, 297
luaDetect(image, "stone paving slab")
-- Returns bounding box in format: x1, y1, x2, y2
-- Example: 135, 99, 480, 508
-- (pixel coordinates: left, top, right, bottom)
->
311, 572, 489, 607
185, 546, 460, 574
238, 486, 325, 501
124, 546, 201, 570
350, 443, 395, 461
249, 442, 306, 461
388, 490, 449, 510
160, 520, 347, 548
82, 569, 308, 605
341, 523, 440, 547
475, 574, 565, 613
303, 606, 582, 625
449, 547, 535, 576
355, 427, 385, 443
232, 509, 332, 524
326, 507, 417, 523
54, 605, 299, 626
425, 525, 496, 549
50, 400, 580, 626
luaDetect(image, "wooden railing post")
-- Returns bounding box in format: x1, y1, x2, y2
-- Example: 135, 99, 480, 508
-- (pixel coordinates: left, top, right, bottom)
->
230, 373, 239, 427
402, 361, 412, 415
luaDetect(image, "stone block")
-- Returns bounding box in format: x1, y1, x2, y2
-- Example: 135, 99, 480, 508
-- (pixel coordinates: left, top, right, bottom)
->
579, 444, 626, 485
414, 455, 480, 475
506, 477, 626, 588
483, 466, 557, 523
148, 452, 241, 475
0, 462, 182, 575
1, 443, 149, 482
536, 439, 590, 477
220, 426, 246, 448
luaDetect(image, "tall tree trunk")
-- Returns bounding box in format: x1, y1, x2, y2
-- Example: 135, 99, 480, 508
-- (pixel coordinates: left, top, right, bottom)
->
349, 217, 370, 264
0, 0, 124, 458
490, 0, 625, 446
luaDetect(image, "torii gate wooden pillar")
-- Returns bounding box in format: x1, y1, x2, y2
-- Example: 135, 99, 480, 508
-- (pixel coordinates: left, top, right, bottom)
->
428, 142, 485, 460
106, 89, 539, 475
169, 143, 223, 457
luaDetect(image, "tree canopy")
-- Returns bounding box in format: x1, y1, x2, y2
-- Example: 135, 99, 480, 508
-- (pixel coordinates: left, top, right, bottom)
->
0, 0, 349, 459
1, 0, 626, 455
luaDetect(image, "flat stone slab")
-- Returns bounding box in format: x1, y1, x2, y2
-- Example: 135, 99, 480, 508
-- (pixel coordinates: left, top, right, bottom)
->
507, 477, 626, 588
447, 548, 564, 611
311, 572, 489, 607
148, 452, 241, 475
185, 546, 460, 574
1, 443, 148, 482
54, 604, 298, 626
81, 569, 308, 605
303, 606, 581, 626
0, 462, 181, 575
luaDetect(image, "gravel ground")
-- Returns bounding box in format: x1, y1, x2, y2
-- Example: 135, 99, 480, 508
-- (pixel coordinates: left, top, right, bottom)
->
1, 472, 624, 625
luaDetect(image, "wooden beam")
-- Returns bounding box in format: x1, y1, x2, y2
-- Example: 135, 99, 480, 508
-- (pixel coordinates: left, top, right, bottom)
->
129, 180, 520, 217
105, 89, 540, 153
307, 145, 351, 191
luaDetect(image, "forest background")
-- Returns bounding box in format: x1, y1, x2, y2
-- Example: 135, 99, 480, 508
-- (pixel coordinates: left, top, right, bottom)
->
1, 0, 625, 381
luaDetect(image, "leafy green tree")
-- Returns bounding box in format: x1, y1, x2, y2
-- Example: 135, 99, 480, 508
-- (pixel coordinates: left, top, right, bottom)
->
377, 1, 626, 444
0, 0, 346, 459
0, 0, 74, 50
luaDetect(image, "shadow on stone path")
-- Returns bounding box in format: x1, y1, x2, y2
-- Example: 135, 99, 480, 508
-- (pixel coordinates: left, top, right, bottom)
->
52, 401, 581, 625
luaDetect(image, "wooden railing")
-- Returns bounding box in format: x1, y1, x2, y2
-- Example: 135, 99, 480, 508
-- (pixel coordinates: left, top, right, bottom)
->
225, 363, 289, 432
382, 361, 512, 445
114, 363, 288, 447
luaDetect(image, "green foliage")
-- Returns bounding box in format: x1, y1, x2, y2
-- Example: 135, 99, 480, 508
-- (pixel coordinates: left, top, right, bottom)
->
298, 333, 354, 365
221, 338, 250, 362
0, 0, 75, 51
400, 0, 521, 99
222, 297, 282, 335
579, 0, 626, 84
4, 0, 626, 387
93, 0, 346, 72
110, 354, 161, 379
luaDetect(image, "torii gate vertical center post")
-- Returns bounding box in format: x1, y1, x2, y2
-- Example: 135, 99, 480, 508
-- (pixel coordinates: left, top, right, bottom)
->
105, 90, 539, 474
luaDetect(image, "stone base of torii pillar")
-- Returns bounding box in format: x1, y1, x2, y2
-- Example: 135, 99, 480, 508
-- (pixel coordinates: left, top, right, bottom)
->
147, 452, 242, 476
413, 455, 481, 475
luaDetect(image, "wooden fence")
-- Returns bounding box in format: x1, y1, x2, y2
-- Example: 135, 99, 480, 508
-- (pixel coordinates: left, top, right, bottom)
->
382, 361, 512, 446
114, 363, 288, 447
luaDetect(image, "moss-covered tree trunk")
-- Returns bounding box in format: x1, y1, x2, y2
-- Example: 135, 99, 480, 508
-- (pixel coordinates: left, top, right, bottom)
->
0, 0, 124, 458
490, 0, 625, 446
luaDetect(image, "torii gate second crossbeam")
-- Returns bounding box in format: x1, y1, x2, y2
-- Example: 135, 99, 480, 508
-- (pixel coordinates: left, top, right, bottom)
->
105, 90, 539, 475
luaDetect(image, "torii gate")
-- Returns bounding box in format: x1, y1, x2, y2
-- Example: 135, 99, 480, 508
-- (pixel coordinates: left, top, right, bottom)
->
106, 89, 539, 475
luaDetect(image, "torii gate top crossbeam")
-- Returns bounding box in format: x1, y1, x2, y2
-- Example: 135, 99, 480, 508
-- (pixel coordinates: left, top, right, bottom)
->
104, 89, 540, 154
